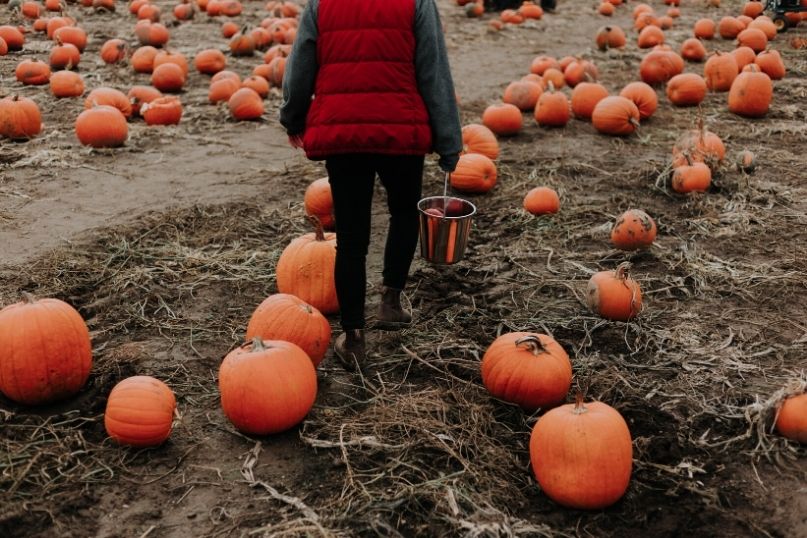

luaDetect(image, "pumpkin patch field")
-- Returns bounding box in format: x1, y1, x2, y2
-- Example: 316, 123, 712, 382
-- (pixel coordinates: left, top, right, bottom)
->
3, 0, 807, 535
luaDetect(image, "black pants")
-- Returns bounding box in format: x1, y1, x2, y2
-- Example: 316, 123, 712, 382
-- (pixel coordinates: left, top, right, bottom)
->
325, 154, 424, 330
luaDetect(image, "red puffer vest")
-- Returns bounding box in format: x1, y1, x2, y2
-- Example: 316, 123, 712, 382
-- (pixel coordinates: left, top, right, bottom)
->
302, 0, 433, 159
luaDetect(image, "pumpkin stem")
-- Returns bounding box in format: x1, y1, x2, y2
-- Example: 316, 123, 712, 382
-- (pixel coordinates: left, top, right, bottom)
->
307, 214, 325, 241
514, 335, 546, 356
629, 117, 641, 130
250, 336, 266, 351
572, 391, 588, 415
683, 150, 693, 166
615, 261, 631, 280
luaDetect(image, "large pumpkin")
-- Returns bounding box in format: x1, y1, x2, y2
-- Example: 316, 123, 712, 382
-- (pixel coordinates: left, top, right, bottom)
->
450, 153, 497, 193
276, 217, 338, 314
219, 338, 317, 435
619, 81, 657, 120
481, 332, 572, 412
0, 95, 42, 140
592, 96, 640, 136
482, 103, 522, 136
245, 294, 331, 367
303, 177, 334, 230
728, 64, 772, 118
104, 376, 176, 447
530, 393, 633, 509
461, 124, 499, 160
0, 295, 92, 405
76, 106, 129, 148
571, 82, 609, 120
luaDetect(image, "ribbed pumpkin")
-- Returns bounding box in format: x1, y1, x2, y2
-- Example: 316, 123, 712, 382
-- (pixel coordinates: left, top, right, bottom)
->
592, 96, 640, 136
503, 80, 542, 111
776, 394, 807, 443
128, 85, 162, 116
571, 82, 609, 120
76, 105, 129, 148
693, 18, 716, 39
50, 70, 84, 98
672, 122, 726, 167
637, 25, 665, 48
611, 209, 656, 250
481, 332, 572, 412
530, 393, 633, 509
50, 42, 81, 70
0, 96, 42, 140
563, 59, 598, 88
639, 50, 683, 85
132, 46, 159, 73
482, 103, 522, 136
535, 84, 570, 127
461, 124, 499, 160
219, 338, 317, 435
142, 96, 182, 125
228, 87, 264, 120
731, 46, 757, 71
53, 26, 88, 52
755, 50, 785, 80
680, 38, 707, 62
151, 62, 185, 92
303, 177, 334, 230
276, 217, 338, 314
0, 296, 92, 405
194, 48, 226, 74
672, 161, 712, 193
619, 81, 657, 120
104, 376, 176, 447
451, 153, 497, 193
15, 59, 52, 86
728, 64, 772, 118
587, 263, 642, 321
666, 73, 707, 106
85, 87, 132, 118
737, 28, 768, 52
704, 52, 738, 91
0, 26, 25, 50
101, 39, 128, 64
523, 187, 560, 216
245, 294, 331, 367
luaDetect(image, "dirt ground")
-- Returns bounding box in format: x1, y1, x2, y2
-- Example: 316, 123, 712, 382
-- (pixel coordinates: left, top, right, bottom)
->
2, 0, 807, 536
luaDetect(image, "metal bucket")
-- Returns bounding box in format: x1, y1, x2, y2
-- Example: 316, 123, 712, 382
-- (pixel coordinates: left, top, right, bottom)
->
417, 196, 476, 265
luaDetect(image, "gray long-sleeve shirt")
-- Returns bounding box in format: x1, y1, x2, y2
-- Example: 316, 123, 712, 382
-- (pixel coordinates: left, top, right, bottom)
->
279, 0, 463, 172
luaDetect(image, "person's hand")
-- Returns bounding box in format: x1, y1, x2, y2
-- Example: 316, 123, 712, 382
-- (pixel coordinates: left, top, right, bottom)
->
439, 153, 459, 173
288, 134, 305, 149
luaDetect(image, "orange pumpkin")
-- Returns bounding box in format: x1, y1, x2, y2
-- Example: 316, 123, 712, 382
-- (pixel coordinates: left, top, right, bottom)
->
481, 332, 572, 411
104, 376, 176, 447
230, 31, 255, 56
776, 394, 807, 443
747, 17, 777, 40
571, 82, 609, 120
142, 96, 182, 125
503, 80, 542, 111
0, 26, 25, 51
666, 73, 707, 106
132, 46, 159, 73
461, 124, 499, 160
85, 87, 132, 118
530, 55, 560, 76
0, 296, 92, 405
219, 338, 317, 435
211, 70, 240, 83
264, 57, 286, 87
263, 43, 291, 63
728, 64, 772, 117
732, 46, 757, 71
672, 122, 726, 167
611, 209, 656, 250
303, 177, 335, 230
194, 48, 226, 74
128, 85, 162, 116
174, 2, 195, 20
465, 2, 483, 17
535, 84, 570, 128
587, 263, 642, 321
718, 16, 745, 39
76, 106, 129, 147
22, 1, 41, 19
541, 67, 565, 89
15, 59, 52, 86
49, 42, 81, 70
228, 87, 264, 120
221, 21, 239, 38
50, 70, 84, 98
153, 50, 189, 76
598, 2, 614, 16
638, 25, 665, 48
704, 52, 738, 91
564, 59, 598, 87
151, 62, 185, 92
530, 393, 633, 509
53, 26, 87, 52
755, 49, 785, 80
45, 18, 70, 40
482, 103, 522, 136
101, 39, 128, 64
209, 77, 241, 103
242, 75, 270, 98
134, 22, 170, 47
743, 1, 764, 18
737, 28, 768, 52
672, 161, 712, 193
737, 149, 757, 173
680, 38, 707, 62
0, 96, 42, 139
639, 49, 683, 85
137, 3, 161, 22
693, 18, 716, 40
619, 81, 657, 120
500, 9, 524, 24
592, 96, 640, 136
518, 1, 543, 19
523, 186, 560, 215
245, 294, 331, 366
451, 153, 497, 193
276, 218, 338, 314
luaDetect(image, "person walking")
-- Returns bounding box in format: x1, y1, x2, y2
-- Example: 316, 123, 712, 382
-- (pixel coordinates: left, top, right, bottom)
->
279, 0, 463, 371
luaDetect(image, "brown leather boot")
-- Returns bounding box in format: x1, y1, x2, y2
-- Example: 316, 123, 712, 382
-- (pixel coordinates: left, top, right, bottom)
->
376, 287, 412, 330
334, 329, 366, 371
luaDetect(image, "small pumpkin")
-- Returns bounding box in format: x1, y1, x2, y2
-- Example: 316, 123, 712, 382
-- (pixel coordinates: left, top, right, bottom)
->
755, 49, 785, 80
465, 1, 483, 17
718, 17, 745, 39
263, 43, 291, 63
680, 38, 707, 62
45, 17, 70, 40
0, 25, 25, 51
775, 394, 807, 443
53, 26, 87, 52
704, 52, 738, 91
530, 393, 633, 509
451, 153, 497, 193
211, 70, 240, 83
0, 295, 92, 405
242, 75, 270, 98
128, 85, 162, 116
209, 77, 241, 103
132, 45, 159, 73
728, 64, 772, 118
230, 31, 255, 56
541, 68, 565, 89
461, 124, 499, 160
737, 27, 768, 52
611, 209, 656, 250
303, 177, 334, 230
737, 149, 756, 173
672, 161, 711, 193
101, 39, 128, 64
104, 376, 176, 447
0, 37, 7, 56
672, 121, 726, 167
228, 87, 264, 120
742, 1, 765, 18
219, 338, 317, 435
571, 82, 609, 120
523, 187, 560, 215
142, 96, 182, 125
534, 84, 570, 128
619, 81, 657, 120
174, 2, 194, 20
22, 1, 41, 19
481, 332, 572, 412
153, 50, 189, 76
0, 96, 42, 139
50, 70, 84, 98
666, 73, 707, 107
134, 22, 170, 47
518, 1, 543, 19
482, 103, 522, 136
15, 59, 52, 86
598, 2, 614, 16
564, 59, 598, 88
246, 294, 331, 367
151, 62, 185, 92
503, 80, 542, 111
592, 96, 640, 136
530, 55, 560, 76
75, 105, 129, 147
221, 21, 239, 38
693, 18, 716, 39
276, 217, 338, 314
639, 49, 683, 85
732, 46, 757, 71
638, 25, 665, 48
587, 263, 642, 321
264, 57, 286, 87
85, 87, 132, 118
194, 48, 226, 74
49, 41, 81, 70
747, 17, 777, 40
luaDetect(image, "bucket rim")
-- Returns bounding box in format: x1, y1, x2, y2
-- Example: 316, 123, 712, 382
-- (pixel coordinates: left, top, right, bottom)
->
417, 196, 477, 220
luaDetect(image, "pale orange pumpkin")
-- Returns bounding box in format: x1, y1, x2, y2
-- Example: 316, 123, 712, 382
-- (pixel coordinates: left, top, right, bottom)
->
142, 96, 183, 125
50, 70, 84, 98
672, 161, 712, 193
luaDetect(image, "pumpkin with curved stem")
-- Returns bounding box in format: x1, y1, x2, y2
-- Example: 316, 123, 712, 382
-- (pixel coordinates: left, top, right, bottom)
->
481, 332, 572, 412
611, 209, 656, 250
693, 18, 715, 39
587, 263, 642, 321
776, 394, 807, 443
619, 82, 657, 120
129, 86, 162, 116
277, 217, 338, 314
530, 55, 560, 76
503, 80, 542, 111
246, 294, 331, 366
482, 103, 522, 136
451, 153, 497, 193
303, 177, 334, 230
666, 73, 707, 107
737, 28, 768, 52
194, 49, 226, 74
672, 120, 725, 167
15, 60, 52, 86
672, 160, 711, 193
76, 105, 129, 147
564, 59, 598, 88
461, 124, 499, 160
755, 50, 785, 80
50, 70, 84, 98
638, 25, 664, 48
142, 96, 182, 125
530, 392, 633, 509
571, 82, 608, 120
132, 45, 159, 73
101, 39, 128, 64
704, 52, 738, 91
731, 46, 757, 71
151, 62, 185, 92
523, 187, 560, 215
50, 42, 81, 70
220, 338, 317, 435
209, 77, 241, 103
0, 96, 42, 139
228, 88, 264, 120
592, 96, 640, 136
0, 295, 92, 405
85, 87, 132, 118
105, 376, 176, 447
728, 64, 772, 118
680, 38, 707, 62
0, 25, 25, 51
535, 84, 569, 128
